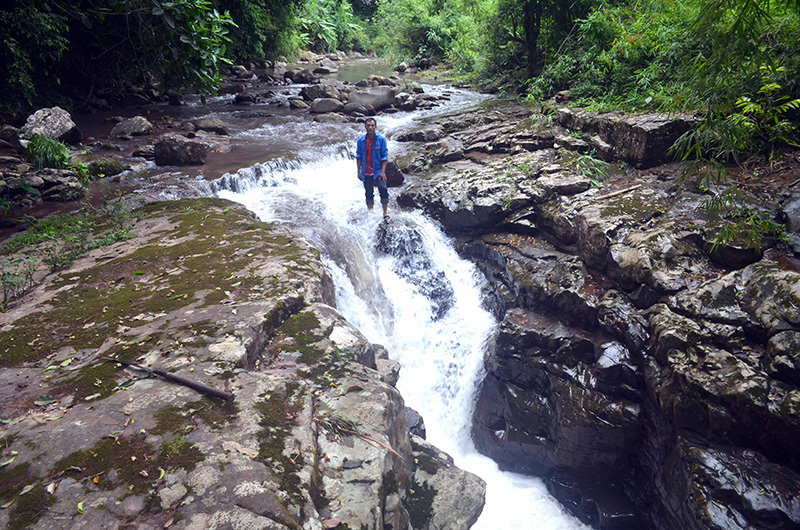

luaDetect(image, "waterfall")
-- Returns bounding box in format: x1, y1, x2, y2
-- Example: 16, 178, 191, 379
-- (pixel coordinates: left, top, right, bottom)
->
213, 143, 591, 529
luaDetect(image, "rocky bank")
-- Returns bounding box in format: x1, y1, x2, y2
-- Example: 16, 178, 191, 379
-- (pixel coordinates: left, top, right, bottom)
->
394, 101, 800, 529
0, 198, 484, 529
3, 56, 800, 530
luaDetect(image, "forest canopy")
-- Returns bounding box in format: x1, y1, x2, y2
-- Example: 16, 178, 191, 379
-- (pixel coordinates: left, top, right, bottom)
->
2, 0, 800, 158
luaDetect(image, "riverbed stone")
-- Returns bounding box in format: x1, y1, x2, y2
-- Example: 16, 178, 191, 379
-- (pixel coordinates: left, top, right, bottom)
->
154, 133, 209, 166
348, 86, 397, 111
111, 115, 154, 137
193, 117, 229, 135
19, 106, 82, 145
343, 101, 376, 116
385, 160, 405, 187
284, 68, 316, 84
301, 83, 341, 101
310, 97, 344, 114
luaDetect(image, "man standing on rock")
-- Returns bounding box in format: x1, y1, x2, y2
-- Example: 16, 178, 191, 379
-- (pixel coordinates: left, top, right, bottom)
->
356, 117, 390, 222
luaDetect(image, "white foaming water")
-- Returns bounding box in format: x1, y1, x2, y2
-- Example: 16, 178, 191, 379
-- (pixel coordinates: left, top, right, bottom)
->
215, 148, 591, 530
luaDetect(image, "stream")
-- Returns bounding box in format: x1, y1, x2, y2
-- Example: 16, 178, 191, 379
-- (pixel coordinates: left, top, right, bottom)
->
114, 64, 592, 529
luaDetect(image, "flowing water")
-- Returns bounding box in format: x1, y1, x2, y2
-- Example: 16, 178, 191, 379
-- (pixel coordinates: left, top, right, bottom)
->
203, 84, 591, 529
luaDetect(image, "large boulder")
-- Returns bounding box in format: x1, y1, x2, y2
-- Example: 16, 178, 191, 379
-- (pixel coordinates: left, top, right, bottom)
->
375, 223, 455, 320
557, 109, 699, 168
154, 133, 209, 166
310, 98, 344, 114
409, 436, 486, 528
284, 68, 316, 84
193, 117, 228, 136
19, 106, 82, 145
348, 86, 397, 111
472, 307, 644, 525
300, 83, 341, 101
343, 102, 376, 116
110, 116, 154, 137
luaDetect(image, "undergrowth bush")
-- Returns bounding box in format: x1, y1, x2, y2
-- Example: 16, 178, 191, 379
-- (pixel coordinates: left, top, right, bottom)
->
1, 195, 139, 309
25, 135, 69, 169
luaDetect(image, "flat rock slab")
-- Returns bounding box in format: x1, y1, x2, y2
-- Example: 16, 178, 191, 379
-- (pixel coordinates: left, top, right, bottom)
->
0, 198, 485, 530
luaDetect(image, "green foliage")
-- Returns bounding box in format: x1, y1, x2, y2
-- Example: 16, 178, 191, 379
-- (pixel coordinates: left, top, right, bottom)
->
528, 0, 701, 108
0, 7, 69, 117
0, 257, 37, 311
1, 1, 236, 117
151, 0, 237, 95
2, 196, 138, 279
218, 0, 304, 60
727, 64, 800, 156
372, 0, 483, 67
298, 0, 364, 52
24, 135, 69, 169
705, 189, 788, 253
570, 152, 609, 187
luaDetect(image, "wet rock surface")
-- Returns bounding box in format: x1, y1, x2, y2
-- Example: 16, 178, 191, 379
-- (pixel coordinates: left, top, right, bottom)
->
396, 100, 800, 529
3, 58, 800, 529
0, 198, 485, 530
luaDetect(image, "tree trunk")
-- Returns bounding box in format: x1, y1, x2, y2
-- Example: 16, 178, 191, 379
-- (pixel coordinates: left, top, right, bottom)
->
522, 0, 542, 78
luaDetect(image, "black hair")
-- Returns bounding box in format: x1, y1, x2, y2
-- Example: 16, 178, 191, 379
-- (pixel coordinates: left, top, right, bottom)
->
364, 117, 377, 125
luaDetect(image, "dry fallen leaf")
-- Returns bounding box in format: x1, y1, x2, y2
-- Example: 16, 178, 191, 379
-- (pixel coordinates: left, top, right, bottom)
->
19, 484, 34, 496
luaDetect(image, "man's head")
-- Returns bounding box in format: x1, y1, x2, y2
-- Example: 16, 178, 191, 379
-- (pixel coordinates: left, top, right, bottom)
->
364, 118, 377, 137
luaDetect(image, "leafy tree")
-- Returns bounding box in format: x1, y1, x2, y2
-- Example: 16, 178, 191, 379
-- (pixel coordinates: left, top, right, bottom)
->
299, 0, 363, 52
372, 0, 488, 68
0, 5, 69, 118
214, 0, 304, 60
1, 0, 236, 119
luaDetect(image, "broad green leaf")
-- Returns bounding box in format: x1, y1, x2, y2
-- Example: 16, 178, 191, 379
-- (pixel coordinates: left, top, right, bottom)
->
34, 395, 57, 406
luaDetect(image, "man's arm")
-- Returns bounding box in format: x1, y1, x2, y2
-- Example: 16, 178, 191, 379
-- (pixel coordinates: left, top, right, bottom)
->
379, 136, 389, 182
356, 137, 363, 180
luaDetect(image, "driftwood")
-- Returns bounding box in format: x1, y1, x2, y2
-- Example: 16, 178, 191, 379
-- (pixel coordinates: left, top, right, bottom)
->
593, 184, 643, 201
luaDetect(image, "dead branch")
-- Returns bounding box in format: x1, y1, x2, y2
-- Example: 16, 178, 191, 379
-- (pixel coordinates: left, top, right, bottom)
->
593, 184, 643, 201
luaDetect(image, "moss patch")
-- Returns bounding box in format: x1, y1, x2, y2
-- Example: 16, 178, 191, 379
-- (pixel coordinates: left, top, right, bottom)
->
405, 476, 436, 528
156, 435, 204, 472
53, 431, 204, 496
272, 311, 327, 365
0, 462, 33, 505
254, 383, 304, 504
53, 434, 157, 494
0, 198, 323, 368
6, 482, 55, 530
152, 399, 238, 435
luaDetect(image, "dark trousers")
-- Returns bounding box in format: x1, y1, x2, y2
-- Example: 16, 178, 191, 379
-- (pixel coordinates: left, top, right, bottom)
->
363, 175, 388, 206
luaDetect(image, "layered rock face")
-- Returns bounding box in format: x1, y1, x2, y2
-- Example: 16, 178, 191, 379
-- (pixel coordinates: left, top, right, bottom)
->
0, 198, 485, 530
397, 102, 800, 529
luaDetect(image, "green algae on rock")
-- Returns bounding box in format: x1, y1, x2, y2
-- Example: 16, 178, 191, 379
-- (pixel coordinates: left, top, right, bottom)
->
0, 197, 485, 530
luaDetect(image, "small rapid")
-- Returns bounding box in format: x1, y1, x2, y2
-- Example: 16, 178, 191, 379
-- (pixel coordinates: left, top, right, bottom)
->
212, 89, 590, 530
